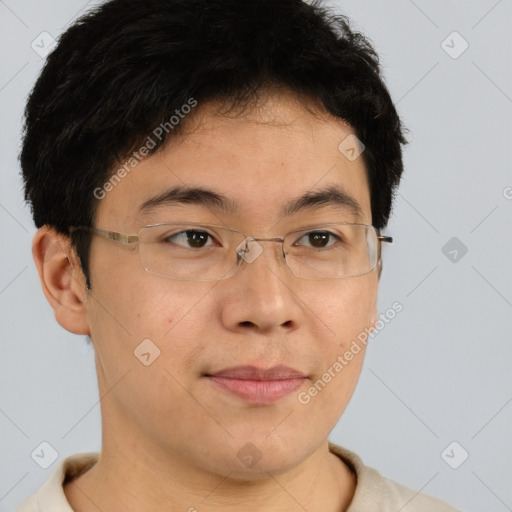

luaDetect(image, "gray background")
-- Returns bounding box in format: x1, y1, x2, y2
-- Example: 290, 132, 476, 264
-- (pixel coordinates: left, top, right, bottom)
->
1, 1, 511, 510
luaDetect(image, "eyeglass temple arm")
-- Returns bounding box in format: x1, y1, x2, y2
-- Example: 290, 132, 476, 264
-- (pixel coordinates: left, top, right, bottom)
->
69, 226, 139, 244
376, 234, 392, 264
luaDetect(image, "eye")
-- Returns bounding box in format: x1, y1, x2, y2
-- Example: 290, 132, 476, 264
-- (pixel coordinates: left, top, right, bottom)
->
164, 229, 218, 249
294, 230, 341, 249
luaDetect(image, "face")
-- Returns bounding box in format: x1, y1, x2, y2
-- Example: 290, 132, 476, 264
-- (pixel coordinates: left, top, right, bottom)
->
79, 90, 379, 478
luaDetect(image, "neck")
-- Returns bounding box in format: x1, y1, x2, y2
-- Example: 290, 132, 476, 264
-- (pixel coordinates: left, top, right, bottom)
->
64, 428, 356, 512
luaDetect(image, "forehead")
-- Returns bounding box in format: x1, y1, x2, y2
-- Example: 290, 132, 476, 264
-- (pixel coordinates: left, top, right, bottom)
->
95, 90, 372, 229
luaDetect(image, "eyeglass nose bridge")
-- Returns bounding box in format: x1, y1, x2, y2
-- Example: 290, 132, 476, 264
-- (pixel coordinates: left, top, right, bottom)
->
236, 236, 286, 265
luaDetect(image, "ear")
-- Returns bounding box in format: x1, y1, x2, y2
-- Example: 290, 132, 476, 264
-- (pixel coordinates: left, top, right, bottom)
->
32, 226, 90, 335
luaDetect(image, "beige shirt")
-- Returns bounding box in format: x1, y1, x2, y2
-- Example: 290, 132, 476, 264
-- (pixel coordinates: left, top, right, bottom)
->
16, 443, 461, 511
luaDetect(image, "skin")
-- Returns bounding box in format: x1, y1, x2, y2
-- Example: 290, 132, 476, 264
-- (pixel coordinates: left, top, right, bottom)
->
33, 88, 380, 512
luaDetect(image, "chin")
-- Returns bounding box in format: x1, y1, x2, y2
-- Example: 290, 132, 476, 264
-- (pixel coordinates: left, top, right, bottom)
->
200, 438, 307, 480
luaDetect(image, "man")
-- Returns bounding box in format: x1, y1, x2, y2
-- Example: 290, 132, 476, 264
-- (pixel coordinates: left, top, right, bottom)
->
17, 0, 460, 510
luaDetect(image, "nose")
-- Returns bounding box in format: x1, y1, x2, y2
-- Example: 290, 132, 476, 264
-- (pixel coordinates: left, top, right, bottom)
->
220, 239, 303, 334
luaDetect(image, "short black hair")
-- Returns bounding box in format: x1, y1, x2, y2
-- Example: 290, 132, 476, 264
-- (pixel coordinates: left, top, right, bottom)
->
20, 0, 407, 286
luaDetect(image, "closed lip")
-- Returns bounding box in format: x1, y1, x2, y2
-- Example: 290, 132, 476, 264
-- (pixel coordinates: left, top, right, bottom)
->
205, 365, 307, 380
205, 365, 307, 404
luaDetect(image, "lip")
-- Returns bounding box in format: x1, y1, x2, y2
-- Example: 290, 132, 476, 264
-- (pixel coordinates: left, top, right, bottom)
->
205, 365, 307, 405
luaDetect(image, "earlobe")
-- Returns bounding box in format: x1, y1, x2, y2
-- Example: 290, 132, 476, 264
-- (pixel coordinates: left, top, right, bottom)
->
32, 226, 90, 335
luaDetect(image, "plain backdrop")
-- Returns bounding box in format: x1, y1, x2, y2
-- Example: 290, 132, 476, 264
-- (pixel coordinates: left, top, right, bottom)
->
1, 1, 511, 511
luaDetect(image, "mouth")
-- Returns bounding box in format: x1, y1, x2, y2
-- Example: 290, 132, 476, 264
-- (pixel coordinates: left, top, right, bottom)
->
204, 365, 307, 405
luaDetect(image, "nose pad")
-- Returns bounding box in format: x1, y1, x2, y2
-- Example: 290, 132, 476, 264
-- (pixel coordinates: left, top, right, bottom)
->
236, 238, 264, 264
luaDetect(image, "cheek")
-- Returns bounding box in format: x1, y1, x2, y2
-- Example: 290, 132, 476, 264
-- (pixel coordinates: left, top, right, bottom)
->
311, 273, 378, 345
87, 267, 217, 385
86, 277, 216, 432
88, 259, 210, 339
300, 274, 377, 411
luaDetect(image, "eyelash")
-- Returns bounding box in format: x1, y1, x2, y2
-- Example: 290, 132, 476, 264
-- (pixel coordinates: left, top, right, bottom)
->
163, 229, 343, 249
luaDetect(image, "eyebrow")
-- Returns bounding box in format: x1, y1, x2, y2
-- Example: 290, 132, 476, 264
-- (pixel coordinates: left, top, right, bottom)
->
139, 184, 364, 220
282, 185, 364, 219
139, 186, 239, 213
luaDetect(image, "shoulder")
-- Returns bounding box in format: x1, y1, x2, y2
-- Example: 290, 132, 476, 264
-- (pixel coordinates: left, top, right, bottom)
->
15, 452, 100, 512
378, 476, 461, 512
16, 494, 37, 512
328, 442, 462, 512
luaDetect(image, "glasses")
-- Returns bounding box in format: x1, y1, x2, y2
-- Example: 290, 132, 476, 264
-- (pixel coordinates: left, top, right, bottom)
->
70, 222, 392, 281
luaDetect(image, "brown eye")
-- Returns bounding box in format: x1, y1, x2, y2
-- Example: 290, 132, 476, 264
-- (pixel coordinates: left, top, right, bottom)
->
164, 230, 214, 248
295, 231, 339, 249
